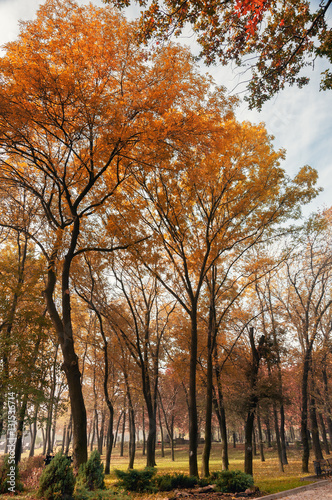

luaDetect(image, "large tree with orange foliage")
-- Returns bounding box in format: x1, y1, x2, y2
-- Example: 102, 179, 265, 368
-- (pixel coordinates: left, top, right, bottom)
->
0, 0, 234, 466
127, 118, 320, 475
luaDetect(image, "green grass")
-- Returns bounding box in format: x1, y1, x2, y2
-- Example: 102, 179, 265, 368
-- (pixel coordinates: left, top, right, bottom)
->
3, 442, 323, 499
104, 441, 319, 495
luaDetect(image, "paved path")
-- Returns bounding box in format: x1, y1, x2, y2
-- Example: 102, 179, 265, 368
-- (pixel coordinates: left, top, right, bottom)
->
258, 480, 332, 500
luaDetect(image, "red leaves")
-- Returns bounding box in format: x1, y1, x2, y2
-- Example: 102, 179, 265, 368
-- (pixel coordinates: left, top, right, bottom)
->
234, 0, 270, 37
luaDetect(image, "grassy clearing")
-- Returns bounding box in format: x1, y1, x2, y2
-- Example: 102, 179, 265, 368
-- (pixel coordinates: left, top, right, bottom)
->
105, 441, 319, 494
1, 442, 323, 499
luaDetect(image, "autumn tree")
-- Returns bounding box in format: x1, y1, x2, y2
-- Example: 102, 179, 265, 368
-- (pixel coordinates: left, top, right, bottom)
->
108, 0, 332, 108
275, 212, 332, 472
0, 0, 225, 466
124, 114, 319, 475
104, 257, 176, 468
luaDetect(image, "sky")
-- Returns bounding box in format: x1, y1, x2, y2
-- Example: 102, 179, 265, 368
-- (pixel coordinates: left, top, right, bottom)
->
0, 0, 331, 218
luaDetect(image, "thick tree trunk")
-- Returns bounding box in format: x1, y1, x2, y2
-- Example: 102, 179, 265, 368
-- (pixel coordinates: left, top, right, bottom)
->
189, 308, 199, 477
310, 396, 323, 460
128, 406, 136, 469
44, 222, 87, 467
244, 411, 255, 476
146, 409, 157, 467
105, 413, 114, 475
15, 395, 28, 464
244, 328, 264, 476
201, 316, 213, 477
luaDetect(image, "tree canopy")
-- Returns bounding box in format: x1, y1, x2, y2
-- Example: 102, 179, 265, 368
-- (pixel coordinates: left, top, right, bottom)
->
107, 0, 332, 108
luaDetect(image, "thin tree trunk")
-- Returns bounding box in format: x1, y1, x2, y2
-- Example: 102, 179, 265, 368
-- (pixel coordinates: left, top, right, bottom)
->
318, 413, 330, 455
142, 406, 146, 456
159, 406, 165, 458
120, 410, 126, 457
279, 403, 288, 464
257, 409, 265, 462
273, 403, 284, 472
301, 355, 311, 472
114, 411, 123, 448
29, 404, 39, 457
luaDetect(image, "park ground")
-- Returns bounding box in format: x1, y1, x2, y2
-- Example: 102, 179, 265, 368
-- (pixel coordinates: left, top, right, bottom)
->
1, 442, 324, 499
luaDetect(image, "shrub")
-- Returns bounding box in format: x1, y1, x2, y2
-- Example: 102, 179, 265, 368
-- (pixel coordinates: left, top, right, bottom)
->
76, 450, 105, 491
20, 455, 45, 490
0, 454, 24, 494
210, 469, 254, 493
114, 467, 156, 492
38, 452, 75, 499
154, 472, 198, 491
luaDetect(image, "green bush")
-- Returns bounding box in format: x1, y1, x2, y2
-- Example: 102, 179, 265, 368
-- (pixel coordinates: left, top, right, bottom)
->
76, 450, 105, 491
38, 452, 75, 499
154, 472, 198, 491
210, 469, 254, 493
114, 467, 156, 492
0, 454, 23, 494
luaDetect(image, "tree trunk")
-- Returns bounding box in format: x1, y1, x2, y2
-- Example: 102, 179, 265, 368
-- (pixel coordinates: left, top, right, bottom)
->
114, 411, 123, 449
44, 222, 87, 467
65, 414, 72, 455
273, 403, 284, 472
310, 396, 323, 460
29, 404, 39, 457
265, 416, 272, 448
244, 328, 264, 476
301, 355, 311, 472
279, 403, 288, 465
189, 307, 199, 477
120, 410, 126, 457
146, 408, 157, 467
257, 410, 265, 462
201, 309, 213, 477
318, 413, 330, 455
105, 413, 114, 474
142, 406, 146, 456
15, 394, 28, 464
159, 406, 165, 458
244, 411, 255, 476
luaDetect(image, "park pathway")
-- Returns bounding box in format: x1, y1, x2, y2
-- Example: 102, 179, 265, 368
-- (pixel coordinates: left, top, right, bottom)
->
258, 479, 332, 500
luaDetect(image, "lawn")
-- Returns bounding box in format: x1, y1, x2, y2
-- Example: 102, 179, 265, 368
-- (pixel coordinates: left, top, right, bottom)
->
105, 441, 318, 494
1, 441, 322, 499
